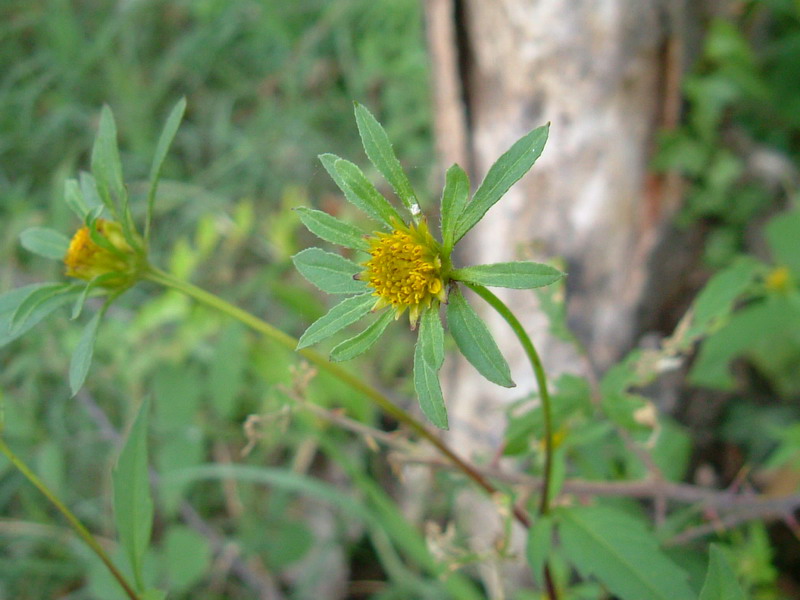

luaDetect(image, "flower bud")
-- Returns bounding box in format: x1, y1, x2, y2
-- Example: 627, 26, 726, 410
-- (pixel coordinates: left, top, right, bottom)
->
64, 219, 143, 289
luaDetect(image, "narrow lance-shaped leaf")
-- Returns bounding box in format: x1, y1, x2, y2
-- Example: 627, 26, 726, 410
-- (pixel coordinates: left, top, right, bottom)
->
295, 207, 370, 251
292, 247, 367, 295
297, 293, 375, 349
0, 284, 81, 348
453, 262, 564, 289
318, 154, 391, 230
447, 286, 514, 387
330, 309, 394, 362
414, 308, 447, 429
64, 179, 89, 219
69, 308, 104, 396
353, 102, 420, 217
20, 227, 70, 260
526, 515, 553, 588
440, 164, 470, 252
146, 97, 187, 241
113, 395, 154, 591
334, 158, 404, 228
453, 124, 549, 244
699, 545, 747, 600
558, 505, 695, 600
11, 283, 74, 332
90, 105, 125, 216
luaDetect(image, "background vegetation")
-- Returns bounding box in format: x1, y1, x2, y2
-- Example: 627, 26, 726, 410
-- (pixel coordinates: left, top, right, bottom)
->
1, 0, 799, 599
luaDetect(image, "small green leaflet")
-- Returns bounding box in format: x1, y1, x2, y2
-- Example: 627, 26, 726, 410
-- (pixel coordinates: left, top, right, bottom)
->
19, 227, 70, 260
113, 396, 154, 592
414, 308, 447, 429
318, 153, 393, 229
330, 309, 394, 361
292, 247, 367, 295
297, 293, 375, 349
90, 105, 126, 216
453, 124, 549, 244
440, 164, 470, 252
295, 206, 370, 251
333, 158, 404, 228
69, 309, 104, 396
447, 286, 514, 387
558, 505, 695, 600
453, 262, 563, 289
353, 102, 419, 216
699, 545, 747, 600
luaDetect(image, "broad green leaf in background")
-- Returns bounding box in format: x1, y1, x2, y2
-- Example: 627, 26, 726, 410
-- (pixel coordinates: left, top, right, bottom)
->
295, 206, 370, 251
699, 545, 747, 600
454, 262, 564, 289
292, 247, 367, 295
559, 505, 695, 600
296, 293, 375, 349
146, 97, 187, 241
353, 102, 419, 216
141, 590, 167, 600
209, 323, 247, 418
440, 163, 470, 252
330, 310, 394, 361
20, 227, 70, 260
526, 515, 553, 588
113, 396, 154, 591
414, 308, 447, 429
334, 158, 404, 227
765, 209, 800, 278
91, 105, 125, 215
162, 525, 212, 593
453, 124, 549, 243
69, 310, 104, 396
447, 287, 514, 387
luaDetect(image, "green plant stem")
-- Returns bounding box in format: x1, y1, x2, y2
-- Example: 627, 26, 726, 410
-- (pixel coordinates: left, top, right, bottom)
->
144, 266, 531, 528
0, 436, 140, 600
466, 284, 558, 600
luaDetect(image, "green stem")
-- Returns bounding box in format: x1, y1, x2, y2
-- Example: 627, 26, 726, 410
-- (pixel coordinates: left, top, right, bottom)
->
466, 284, 555, 515
0, 436, 140, 600
143, 266, 531, 528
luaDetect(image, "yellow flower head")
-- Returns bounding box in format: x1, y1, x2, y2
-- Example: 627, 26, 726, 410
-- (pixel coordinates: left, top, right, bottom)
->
64, 219, 140, 288
362, 220, 446, 327
765, 266, 792, 294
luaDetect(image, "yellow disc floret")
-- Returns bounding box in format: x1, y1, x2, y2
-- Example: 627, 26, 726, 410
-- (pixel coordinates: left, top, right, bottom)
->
362, 220, 446, 327
64, 219, 141, 288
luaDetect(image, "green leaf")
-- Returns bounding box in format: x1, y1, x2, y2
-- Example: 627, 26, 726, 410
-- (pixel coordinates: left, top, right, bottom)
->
699, 545, 747, 600
209, 323, 247, 418
0, 284, 80, 348
113, 396, 154, 592
330, 309, 394, 361
526, 514, 553, 588
146, 97, 186, 241
163, 525, 211, 593
559, 505, 695, 600
69, 309, 103, 396
453, 262, 564, 289
292, 247, 367, 295
765, 209, 800, 278
334, 158, 404, 227
453, 124, 549, 243
319, 154, 392, 229
297, 293, 375, 349
91, 105, 125, 215
414, 308, 447, 429
295, 207, 370, 251
447, 286, 514, 387
10, 283, 74, 332
440, 164, 470, 252
353, 102, 419, 215
20, 227, 70, 260
64, 179, 89, 219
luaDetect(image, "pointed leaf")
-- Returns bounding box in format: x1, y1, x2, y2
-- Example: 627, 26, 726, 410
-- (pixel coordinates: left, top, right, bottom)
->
292, 247, 367, 295
354, 102, 419, 215
295, 207, 370, 251
64, 178, 89, 219
453, 124, 549, 243
526, 514, 553, 588
113, 396, 154, 591
447, 287, 514, 387
91, 105, 125, 215
699, 545, 747, 600
414, 308, 447, 429
20, 227, 70, 260
334, 158, 404, 227
147, 97, 187, 241
297, 293, 375, 349
319, 154, 392, 229
453, 262, 564, 289
11, 283, 74, 331
0, 284, 81, 347
559, 505, 695, 600
69, 309, 103, 396
440, 164, 470, 251
330, 309, 393, 361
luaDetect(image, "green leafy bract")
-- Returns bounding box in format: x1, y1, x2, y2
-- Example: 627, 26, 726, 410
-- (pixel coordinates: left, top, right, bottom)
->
318, 153, 394, 229
453, 262, 564, 289
69, 309, 104, 396
292, 248, 367, 295
330, 310, 394, 362
297, 293, 375, 349
295, 206, 370, 251
440, 164, 470, 253
447, 286, 514, 387
414, 307, 447, 429
20, 227, 70, 260
333, 158, 404, 228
